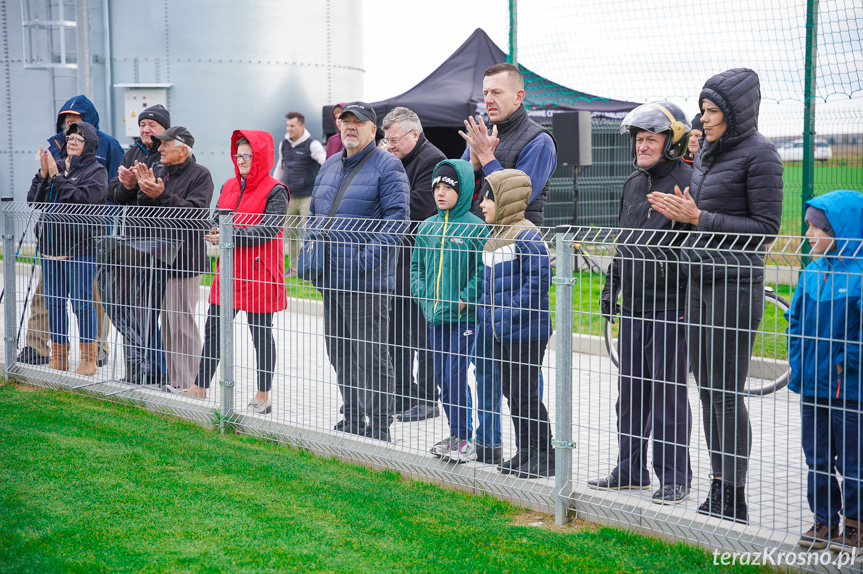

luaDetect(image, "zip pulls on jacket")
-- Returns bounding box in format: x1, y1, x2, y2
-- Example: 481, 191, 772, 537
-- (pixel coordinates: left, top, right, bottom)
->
433, 211, 449, 315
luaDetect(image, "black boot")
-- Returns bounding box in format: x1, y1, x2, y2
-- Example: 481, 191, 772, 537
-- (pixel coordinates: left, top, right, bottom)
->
498, 450, 531, 475
514, 447, 556, 479
720, 484, 748, 524
697, 478, 723, 517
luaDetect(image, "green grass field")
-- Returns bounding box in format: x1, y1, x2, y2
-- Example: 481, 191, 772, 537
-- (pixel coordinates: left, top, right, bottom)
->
779, 163, 863, 237
0, 381, 768, 574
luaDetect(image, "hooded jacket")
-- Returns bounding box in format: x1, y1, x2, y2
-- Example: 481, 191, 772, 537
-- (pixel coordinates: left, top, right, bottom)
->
787, 190, 863, 402
603, 157, 692, 314
302, 141, 410, 293
684, 68, 784, 282
47, 95, 124, 179
210, 130, 289, 314
28, 121, 108, 257
411, 160, 489, 325
325, 103, 346, 159
477, 169, 552, 342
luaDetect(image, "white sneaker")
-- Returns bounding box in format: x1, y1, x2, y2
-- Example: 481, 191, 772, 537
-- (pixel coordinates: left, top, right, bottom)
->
444, 438, 476, 464
430, 435, 461, 458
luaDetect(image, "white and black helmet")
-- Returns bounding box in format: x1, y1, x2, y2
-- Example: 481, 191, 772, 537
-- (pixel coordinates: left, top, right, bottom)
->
619, 101, 691, 167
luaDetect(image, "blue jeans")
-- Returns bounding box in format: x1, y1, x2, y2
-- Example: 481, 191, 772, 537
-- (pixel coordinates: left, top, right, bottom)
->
429, 323, 475, 440
801, 397, 861, 525
41, 256, 97, 344
473, 321, 502, 448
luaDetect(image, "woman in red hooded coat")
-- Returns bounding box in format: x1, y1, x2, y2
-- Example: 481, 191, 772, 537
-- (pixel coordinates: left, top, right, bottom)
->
184, 130, 289, 414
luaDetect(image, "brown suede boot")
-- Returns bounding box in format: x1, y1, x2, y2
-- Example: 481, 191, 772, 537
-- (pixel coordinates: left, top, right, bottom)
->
47, 342, 70, 371
74, 342, 98, 376
830, 519, 861, 553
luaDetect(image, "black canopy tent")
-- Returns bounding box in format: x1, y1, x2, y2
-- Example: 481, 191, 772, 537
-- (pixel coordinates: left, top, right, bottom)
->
322, 28, 641, 226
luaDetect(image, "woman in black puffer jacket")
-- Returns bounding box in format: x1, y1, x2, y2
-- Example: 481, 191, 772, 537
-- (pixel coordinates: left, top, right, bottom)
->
648, 68, 783, 524
28, 121, 108, 376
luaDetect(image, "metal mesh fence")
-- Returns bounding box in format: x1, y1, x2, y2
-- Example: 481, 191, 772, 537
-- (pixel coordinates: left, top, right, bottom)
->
4, 202, 862, 571
516, 1, 863, 237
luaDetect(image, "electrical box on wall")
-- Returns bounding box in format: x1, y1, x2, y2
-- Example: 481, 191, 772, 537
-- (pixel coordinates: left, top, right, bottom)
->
115, 84, 172, 138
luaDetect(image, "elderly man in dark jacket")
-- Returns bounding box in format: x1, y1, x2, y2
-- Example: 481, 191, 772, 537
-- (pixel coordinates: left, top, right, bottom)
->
106, 126, 213, 389
588, 101, 693, 505
300, 101, 410, 442
382, 107, 445, 422
648, 68, 783, 523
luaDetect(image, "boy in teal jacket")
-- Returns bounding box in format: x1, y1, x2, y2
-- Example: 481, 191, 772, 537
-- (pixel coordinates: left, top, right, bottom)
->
412, 160, 489, 462
788, 190, 863, 553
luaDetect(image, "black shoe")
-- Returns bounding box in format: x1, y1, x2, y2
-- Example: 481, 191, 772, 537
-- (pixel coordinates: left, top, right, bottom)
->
476, 444, 502, 464
497, 450, 531, 475
588, 474, 651, 490
652, 484, 690, 504
397, 403, 440, 422
721, 484, 748, 524
366, 425, 391, 442
513, 449, 556, 479
799, 522, 839, 550
96, 348, 109, 368
334, 419, 367, 436
16, 346, 49, 366
697, 478, 723, 516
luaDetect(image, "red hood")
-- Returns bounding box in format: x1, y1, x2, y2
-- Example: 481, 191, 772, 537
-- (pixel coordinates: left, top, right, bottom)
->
231, 129, 275, 190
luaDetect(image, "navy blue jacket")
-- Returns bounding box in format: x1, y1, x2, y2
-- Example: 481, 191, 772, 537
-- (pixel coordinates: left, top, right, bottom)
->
787, 190, 863, 402
47, 95, 124, 179
303, 142, 409, 292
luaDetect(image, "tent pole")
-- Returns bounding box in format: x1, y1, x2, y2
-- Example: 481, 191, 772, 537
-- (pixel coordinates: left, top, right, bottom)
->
508, 0, 517, 65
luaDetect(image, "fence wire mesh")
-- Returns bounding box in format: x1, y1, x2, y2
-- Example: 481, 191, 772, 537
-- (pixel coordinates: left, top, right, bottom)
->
3, 201, 862, 571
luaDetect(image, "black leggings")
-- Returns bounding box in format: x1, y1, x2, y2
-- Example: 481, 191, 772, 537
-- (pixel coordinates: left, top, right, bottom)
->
196, 304, 275, 392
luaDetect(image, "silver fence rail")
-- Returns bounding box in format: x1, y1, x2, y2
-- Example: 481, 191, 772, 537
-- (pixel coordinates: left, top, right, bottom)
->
2, 201, 862, 573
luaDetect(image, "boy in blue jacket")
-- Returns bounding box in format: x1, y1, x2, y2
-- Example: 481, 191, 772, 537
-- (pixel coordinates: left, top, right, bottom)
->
788, 190, 863, 553
478, 168, 555, 478
412, 160, 489, 463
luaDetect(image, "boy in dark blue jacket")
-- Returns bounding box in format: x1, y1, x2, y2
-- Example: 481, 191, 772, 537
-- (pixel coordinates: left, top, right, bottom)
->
788, 190, 863, 553
478, 168, 554, 478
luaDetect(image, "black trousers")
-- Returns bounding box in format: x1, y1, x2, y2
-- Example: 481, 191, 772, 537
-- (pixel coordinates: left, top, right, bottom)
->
613, 310, 692, 487
494, 338, 552, 453
196, 303, 275, 392
389, 290, 438, 410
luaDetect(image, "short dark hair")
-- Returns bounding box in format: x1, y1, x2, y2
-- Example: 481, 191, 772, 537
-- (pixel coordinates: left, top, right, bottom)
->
285, 111, 305, 124
236, 136, 250, 148
484, 63, 524, 91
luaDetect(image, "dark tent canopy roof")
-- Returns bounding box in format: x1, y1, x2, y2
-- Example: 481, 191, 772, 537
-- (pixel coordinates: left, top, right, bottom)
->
322, 28, 639, 132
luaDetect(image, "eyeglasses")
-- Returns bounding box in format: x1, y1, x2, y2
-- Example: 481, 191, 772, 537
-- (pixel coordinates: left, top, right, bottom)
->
65, 135, 85, 144
233, 154, 253, 161
382, 130, 415, 147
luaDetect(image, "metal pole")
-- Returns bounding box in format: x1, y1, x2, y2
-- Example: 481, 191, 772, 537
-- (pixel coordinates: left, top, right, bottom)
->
75, 0, 92, 96
552, 226, 575, 525
507, 0, 517, 65
102, 0, 114, 135
2, 197, 18, 375
218, 209, 234, 432
801, 0, 819, 254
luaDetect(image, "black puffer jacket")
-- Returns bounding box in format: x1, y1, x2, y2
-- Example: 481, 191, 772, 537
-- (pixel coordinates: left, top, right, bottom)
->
604, 158, 692, 314
686, 68, 783, 282
27, 121, 108, 257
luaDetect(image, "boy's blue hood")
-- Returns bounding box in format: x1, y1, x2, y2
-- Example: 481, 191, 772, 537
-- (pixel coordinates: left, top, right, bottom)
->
807, 190, 863, 259
432, 159, 475, 218
55, 95, 100, 133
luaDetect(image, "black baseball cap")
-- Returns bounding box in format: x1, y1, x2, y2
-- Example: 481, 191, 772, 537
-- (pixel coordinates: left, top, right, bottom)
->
339, 102, 377, 124
152, 125, 195, 148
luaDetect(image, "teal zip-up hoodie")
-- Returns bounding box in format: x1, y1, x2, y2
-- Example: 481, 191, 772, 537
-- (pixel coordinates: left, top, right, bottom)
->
411, 159, 489, 325
787, 189, 863, 401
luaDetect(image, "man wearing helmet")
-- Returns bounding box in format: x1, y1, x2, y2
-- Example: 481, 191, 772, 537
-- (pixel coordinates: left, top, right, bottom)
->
588, 101, 694, 505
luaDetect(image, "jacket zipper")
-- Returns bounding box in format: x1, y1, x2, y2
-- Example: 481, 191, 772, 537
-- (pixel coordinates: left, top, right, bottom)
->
434, 212, 449, 315
646, 174, 653, 219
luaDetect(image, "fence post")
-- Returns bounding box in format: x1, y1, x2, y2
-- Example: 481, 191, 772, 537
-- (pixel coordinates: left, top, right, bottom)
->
553, 226, 575, 525
2, 198, 16, 376
218, 209, 234, 432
